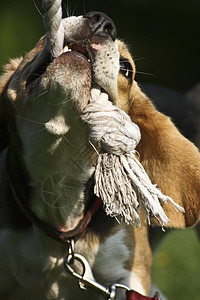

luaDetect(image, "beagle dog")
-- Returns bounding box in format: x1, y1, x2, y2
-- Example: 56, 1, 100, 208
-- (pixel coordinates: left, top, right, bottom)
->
0, 11, 200, 300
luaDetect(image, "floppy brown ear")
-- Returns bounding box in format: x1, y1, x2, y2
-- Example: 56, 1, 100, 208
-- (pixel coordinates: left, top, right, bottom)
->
129, 81, 200, 228
0, 58, 22, 152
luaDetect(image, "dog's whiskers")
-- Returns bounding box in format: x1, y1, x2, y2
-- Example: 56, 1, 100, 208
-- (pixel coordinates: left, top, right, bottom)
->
120, 67, 134, 74
71, 5, 79, 17
18, 116, 74, 147
136, 71, 157, 78
63, 1, 73, 17
18, 116, 45, 126
30, 128, 46, 136
58, 134, 73, 147
82, 2, 86, 15
134, 57, 147, 61
46, 97, 73, 106
120, 66, 156, 78
33, 0, 43, 18
33, 91, 48, 102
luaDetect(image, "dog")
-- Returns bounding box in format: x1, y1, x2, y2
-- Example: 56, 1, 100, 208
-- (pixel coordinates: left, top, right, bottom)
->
0, 10, 200, 300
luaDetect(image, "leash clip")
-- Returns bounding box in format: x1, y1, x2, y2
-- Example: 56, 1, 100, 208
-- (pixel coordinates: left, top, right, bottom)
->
64, 240, 144, 299
64, 240, 161, 300
64, 250, 119, 299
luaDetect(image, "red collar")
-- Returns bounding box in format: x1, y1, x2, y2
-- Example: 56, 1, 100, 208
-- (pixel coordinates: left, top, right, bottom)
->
126, 290, 161, 300
8, 172, 102, 244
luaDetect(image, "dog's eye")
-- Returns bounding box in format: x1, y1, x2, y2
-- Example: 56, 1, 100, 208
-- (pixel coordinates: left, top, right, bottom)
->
119, 56, 133, 83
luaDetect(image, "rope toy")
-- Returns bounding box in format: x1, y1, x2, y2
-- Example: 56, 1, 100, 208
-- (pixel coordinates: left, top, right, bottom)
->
42, 0, 64, 58
82, 87, 184, 225
41, 0, 184, 226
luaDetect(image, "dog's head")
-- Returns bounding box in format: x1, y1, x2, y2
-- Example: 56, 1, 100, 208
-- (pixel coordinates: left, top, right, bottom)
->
0, 12, 136, 173
1, 11, 200, 229
0, 12, 139, 226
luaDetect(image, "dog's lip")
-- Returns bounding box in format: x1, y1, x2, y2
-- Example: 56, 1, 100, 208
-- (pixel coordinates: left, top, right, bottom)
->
26, 43, 91, 90
61, 48, 90, 63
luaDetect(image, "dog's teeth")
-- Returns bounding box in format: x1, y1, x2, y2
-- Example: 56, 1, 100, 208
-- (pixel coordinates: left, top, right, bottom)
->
63, 45, 71, 53
63, 45, 68, 52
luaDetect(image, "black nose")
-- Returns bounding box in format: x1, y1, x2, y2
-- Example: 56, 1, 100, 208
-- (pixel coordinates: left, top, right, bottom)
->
83, 11, 117, 41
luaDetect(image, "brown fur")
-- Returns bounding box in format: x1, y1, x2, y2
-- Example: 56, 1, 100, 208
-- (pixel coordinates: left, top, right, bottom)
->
129, 82, 200, 227
0, 26, 200, 299
116, 39, 200, 228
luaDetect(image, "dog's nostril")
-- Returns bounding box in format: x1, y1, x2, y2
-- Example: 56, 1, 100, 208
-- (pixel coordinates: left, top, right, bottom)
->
84, 11, 117, 41
88, 13, 100, 24
104, 22, 114, 35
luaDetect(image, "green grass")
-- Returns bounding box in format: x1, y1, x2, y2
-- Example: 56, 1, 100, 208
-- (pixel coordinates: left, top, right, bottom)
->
152, 228, 200, 300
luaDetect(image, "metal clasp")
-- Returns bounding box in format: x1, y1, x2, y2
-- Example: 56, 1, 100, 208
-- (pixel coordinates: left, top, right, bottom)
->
64, 239, 130, 299
109, 284, 130, 299
64, 251, 112, 298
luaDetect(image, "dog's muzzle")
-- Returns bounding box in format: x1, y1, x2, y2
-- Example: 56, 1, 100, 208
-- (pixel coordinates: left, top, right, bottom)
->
25, 11, 119, 106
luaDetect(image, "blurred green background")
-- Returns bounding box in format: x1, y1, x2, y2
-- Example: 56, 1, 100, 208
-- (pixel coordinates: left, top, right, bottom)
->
1, 1, 200, 299
152, 228, 200, 299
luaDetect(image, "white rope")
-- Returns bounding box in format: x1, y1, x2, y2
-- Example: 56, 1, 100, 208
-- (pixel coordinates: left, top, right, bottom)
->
28, 0, 64, 75
42, 0, 64, 58
82, 86, 185, 226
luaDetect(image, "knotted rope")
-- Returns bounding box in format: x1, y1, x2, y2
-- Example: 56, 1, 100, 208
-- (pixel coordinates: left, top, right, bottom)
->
42, 0, 64, 58
41, 0, 184, 226
82, 87, 184, 226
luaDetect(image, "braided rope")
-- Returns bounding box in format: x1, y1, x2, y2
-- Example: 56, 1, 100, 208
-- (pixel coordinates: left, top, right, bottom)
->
82, 86, 185, 226
42, 0, 64, 58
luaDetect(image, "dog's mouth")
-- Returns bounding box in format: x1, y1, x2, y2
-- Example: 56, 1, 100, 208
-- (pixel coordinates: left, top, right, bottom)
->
26, 42, 90, 88
24, 13, 120, 106
67, 44, 90, 60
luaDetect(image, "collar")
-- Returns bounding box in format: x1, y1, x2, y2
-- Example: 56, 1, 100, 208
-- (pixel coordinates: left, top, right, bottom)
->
7, 170, 102, 244
126, 290, 161, 300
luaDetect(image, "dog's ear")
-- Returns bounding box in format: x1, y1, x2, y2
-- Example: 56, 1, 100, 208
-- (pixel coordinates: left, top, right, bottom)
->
129, 81, 200, 228
0, 58, 22, 152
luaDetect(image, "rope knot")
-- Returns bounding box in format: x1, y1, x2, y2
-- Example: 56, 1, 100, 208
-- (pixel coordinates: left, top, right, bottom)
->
102, 154, 116, 170
82, 87, 141, 155
82, 86, 185, 226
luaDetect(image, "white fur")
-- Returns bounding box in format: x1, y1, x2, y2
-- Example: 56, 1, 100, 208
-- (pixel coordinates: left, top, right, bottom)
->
93, 229, 146, 296
129, 272, 147, 296
93, 229, 130, 282
45, 115, 70, 135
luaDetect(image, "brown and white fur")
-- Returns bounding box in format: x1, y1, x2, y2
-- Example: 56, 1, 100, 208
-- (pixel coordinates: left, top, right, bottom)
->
0, 11, 200, 300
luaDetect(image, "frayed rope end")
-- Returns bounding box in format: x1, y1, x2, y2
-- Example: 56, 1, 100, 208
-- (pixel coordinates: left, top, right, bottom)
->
94, 152, 184, 227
